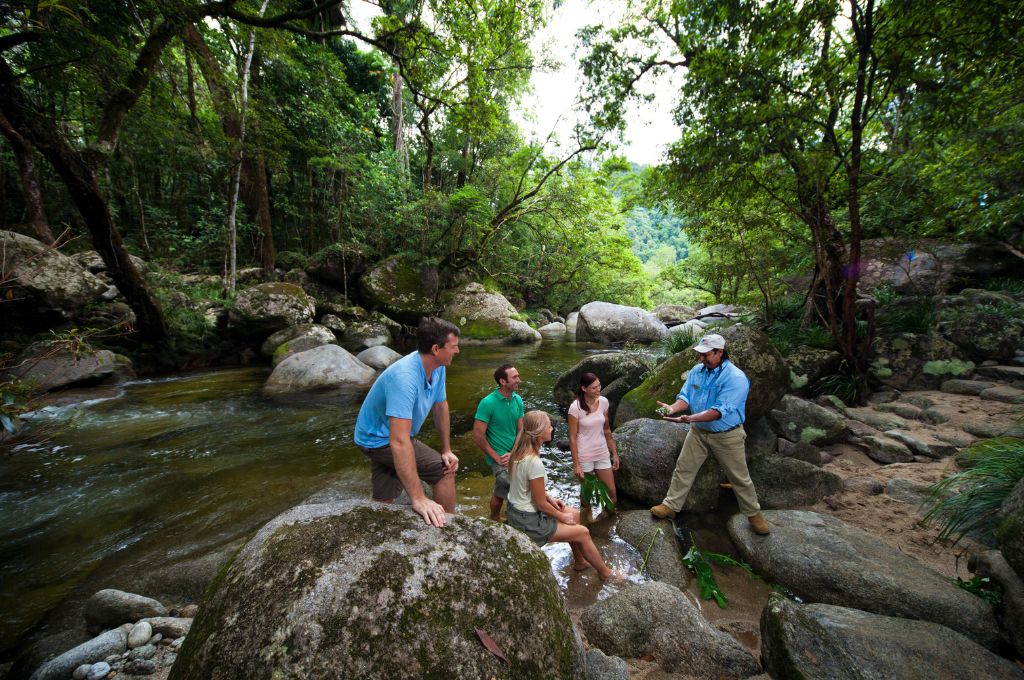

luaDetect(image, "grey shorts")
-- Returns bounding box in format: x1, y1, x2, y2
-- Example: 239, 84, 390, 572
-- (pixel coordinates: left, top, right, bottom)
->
490, 464, 510, 500
506, 506, 558, 546
360, 439, 445, 501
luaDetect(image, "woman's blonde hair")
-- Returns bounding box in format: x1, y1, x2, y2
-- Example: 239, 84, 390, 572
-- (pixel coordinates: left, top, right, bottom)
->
508, 410, 551, 476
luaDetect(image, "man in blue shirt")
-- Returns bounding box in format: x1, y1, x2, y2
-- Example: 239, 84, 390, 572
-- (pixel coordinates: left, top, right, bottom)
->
651, 333, 770, 535
355, 317, 461, 528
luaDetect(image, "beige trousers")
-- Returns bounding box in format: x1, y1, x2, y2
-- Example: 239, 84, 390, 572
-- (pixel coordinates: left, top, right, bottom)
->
662, 425, 761, 516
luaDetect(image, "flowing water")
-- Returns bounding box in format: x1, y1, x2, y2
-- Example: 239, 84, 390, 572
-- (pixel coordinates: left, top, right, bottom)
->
0, 337, 774, 660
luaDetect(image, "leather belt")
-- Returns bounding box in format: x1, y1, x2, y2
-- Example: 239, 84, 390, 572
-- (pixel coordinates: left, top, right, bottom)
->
699, 423, 742, 434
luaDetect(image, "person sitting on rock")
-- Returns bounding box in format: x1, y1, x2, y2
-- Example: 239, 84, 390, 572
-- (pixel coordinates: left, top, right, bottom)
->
506, 410, 623, 580
473, 363, 524, 521
651, 333, 771, 535
354, 316, 460, 528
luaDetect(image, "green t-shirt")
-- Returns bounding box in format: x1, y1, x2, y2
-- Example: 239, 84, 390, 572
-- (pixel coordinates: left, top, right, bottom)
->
474, 388, 524, 464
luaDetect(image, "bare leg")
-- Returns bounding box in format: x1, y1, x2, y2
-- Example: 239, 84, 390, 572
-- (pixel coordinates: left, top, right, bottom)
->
551, 522, 611, 579
489, 495, 503, 521
594, 467, 618, 505
432, 474, 456, 512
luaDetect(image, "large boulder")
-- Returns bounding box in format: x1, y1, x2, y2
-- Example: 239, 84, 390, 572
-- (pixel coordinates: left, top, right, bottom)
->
260, 324, 335, 359
84, 589, 166, 632
580, 581, 759, 677
537, 321, 567, 337
653, 304, 697, 325
760, 593, 1024, 680
360, 255, 440, 323
614, 511, 690, 591
997, 478, 1024, 580
565, 312, 579, 333
71, 249, 149, 276
1, 231, 107, 325
870, 333, 974, 390
614, 419, 721, 510
305, 243, 370, 289
229, 283, 316, 337
339, 318, 393, 351
717, 326, 790, 421
575, 302, 668, 345
169, 501, 585, 680
615, 352, 698, 427
785, 346, 842, 393
936, 294, 1024, 362
356, 345, 403, 370
6, 343, 134, 394
858, 238, 1022, 295
769, 395, 850, 446
552, 353, 650, 409
263, 345, 376, 393
727, 510, 1002, 650
440, 283, 541, 343
972, 550, 1024, 658
748, 456, 843, 508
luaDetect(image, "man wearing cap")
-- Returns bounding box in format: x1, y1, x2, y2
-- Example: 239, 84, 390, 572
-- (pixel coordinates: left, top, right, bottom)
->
651, 333, 771, 535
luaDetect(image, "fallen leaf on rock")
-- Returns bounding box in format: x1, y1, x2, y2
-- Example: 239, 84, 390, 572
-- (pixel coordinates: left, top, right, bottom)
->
475, 628, 508, 664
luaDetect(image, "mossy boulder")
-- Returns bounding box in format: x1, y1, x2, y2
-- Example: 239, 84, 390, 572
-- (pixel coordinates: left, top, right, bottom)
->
937, 307, 1024, 363
786, 345, 842, 394
769, 395, 850, 446
1, 230, 108, 327
440, 283, 541, 344
553, 353, 650, 410
870, 333, 971, 389
615, 352, 698, 428
575, 301, 668, 345
997, 478, 1024, 581
169, 501, 584, 680
306, 243, 370, 289
228, 282, 316, 338
260, 324, 335, 358
6, 342, 134, 394
360, 255, 440, 323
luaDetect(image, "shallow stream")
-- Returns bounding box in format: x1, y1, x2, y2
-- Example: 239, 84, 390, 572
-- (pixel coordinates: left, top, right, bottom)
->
0, 338, 772, 658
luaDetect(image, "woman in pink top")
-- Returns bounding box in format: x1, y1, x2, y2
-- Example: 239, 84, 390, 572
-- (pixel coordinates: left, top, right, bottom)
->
567, 372, 620, 511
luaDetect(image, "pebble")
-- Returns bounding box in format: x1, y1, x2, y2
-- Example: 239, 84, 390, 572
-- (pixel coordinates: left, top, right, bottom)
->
148, 633, 163, 646
86, 661, 111, 680
128, 621, 153, 649
179, 604, 198, 617
128, 643, 157, 660
123, 658, 158, 675
172, 636, 185, 648
73, 664, 92, 680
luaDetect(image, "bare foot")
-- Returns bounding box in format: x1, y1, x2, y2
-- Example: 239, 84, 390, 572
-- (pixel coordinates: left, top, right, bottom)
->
599, 569, 627, 582
573, 560, 592, 572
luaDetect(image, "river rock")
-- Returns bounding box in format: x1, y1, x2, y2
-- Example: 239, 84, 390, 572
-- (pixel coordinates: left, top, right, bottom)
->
28, 628, 127, 680
885, 478, 933, 507
884, 430, 956, 459
653, 304, 697, 324
552, 353, 650, 409
760, 593, 1023, 680
972, 550, 1024, 658
977, 364, 1024, 381
870, 333, 973, 390
615, 351, 698, 427
862, 435, 914, 463
614, 419, 721, 510
128, 643, 157, 660
355, 345, 403, 370
748, 456, 842, 508
937, 295, 1024, 362
858, 239, 1021, 295
575, 301, 668, 344
360, 254, 440, 323
339, 318, 393, 351
776, 440, 822, 466
727, 510, 1002, 650
1, 231, 108, 326
260, 324, 334, 357
941, 379, 997, 395
997, 479, 1024, 580
844, 476, 885, 495
537, 321, 567, 337
229, 282, 316, 337
744, 417, 778, 460
440, 283, 541, 343
305, 243, 369, 289
263, 345, 376, 393
580, 581, 759, 677
786, 346, 842, 393
980, 385, 1024, 404
85, 589, 166, 632
844, 407, 909, 432
6, 343, 133, 394
584, 648, 628, 680
769, 395, 849, 445
127, 621, 153, 649
168, 501, 584, 680
614, 511, 690, 591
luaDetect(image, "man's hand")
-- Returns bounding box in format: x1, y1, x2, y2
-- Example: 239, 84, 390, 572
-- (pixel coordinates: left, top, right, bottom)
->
664, 414, 690, 423
495, 452, 511, 468
412, 497, 448, 528
441, 451, 459, 476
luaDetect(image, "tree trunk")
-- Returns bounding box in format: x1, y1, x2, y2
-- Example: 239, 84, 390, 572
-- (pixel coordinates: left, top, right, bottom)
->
0, 110, 54, 244
252, 151, 275, 272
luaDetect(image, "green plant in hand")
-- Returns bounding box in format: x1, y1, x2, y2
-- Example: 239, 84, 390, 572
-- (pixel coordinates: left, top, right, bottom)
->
580, 475, 615, 515
921, 437, 1024, 545
681, 533, 759, 608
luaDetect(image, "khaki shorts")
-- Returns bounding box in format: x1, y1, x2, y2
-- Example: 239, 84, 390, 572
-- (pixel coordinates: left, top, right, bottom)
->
489, 463, 510, 500
361, 439, 445, 501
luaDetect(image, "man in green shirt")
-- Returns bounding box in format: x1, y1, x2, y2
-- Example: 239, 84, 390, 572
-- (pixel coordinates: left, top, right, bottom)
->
473, 364, 525, 520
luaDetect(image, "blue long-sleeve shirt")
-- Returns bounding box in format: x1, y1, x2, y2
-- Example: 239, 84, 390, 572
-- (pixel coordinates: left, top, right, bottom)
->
676, 359, 749, 432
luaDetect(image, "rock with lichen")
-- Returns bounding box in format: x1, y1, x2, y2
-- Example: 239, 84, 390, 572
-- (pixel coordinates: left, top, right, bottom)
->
440, 283, 541, 344
168, 501, 585, 680
228, 283, 316, 337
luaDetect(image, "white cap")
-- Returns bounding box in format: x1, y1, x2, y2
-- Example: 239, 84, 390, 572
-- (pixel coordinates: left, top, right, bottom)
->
692, 333, 726, 353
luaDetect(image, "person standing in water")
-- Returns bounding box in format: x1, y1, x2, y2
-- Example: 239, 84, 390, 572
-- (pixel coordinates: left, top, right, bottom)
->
568, 372, 620, 515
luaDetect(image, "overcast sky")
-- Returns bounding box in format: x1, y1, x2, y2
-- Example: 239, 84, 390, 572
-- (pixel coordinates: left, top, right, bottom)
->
349, 0, 680, 167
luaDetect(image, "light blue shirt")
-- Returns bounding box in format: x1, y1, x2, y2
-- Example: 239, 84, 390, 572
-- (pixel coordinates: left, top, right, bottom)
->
676, 359, 749, 432
354, 351, 447, 449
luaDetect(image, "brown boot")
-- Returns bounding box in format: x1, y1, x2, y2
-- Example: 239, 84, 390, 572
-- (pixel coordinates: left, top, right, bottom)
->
748, 512, 770, 535
650, 504, 676, 519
